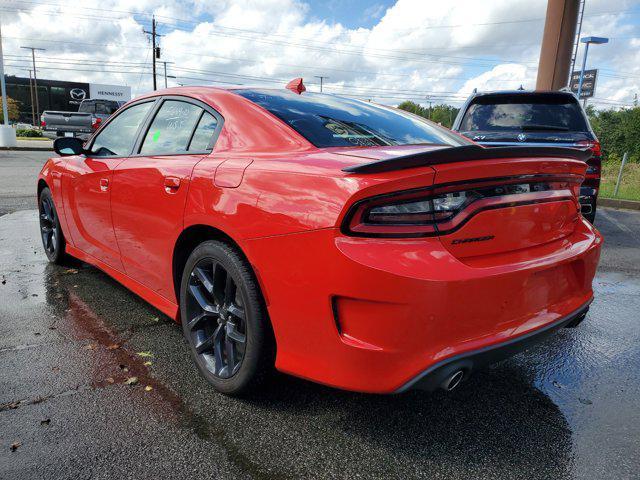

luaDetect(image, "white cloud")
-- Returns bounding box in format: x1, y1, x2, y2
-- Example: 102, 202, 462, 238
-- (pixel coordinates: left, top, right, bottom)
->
1, 0, 637, 109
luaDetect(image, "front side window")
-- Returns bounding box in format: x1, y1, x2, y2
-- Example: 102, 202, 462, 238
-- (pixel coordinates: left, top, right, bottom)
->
140, 100, 203, 155
90, 101, 154, 156
236, 89, 469, 148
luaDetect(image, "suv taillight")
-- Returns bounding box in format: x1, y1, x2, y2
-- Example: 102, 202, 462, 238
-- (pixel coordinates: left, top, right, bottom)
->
92, 117, 102, 130
576, 140, 602, 175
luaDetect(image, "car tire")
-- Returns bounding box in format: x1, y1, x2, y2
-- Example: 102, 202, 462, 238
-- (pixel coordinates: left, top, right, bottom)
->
38, 187, 70, 265
180, 240, 274, 395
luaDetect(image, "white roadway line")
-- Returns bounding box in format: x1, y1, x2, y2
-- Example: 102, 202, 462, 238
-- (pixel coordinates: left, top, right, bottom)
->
599, 208, 632, 234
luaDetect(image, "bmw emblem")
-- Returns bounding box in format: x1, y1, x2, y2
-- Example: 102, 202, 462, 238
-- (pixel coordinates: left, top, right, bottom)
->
517, 133, 527, 142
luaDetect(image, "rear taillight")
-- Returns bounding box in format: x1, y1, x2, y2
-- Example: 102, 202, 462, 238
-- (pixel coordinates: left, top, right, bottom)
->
576, 140, 602, 175
342, 176, 582, 238
40, 119, 46, 128
92, 117, 102, 130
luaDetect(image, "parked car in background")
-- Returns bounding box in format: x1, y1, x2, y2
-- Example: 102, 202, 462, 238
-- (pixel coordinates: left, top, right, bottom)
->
41, 99, 125, 140
452, 90, 601, 223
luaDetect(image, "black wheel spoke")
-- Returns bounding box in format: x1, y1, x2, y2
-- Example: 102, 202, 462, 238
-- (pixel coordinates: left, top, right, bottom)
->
227, 303, 245, 321
188, 284, 219, 314
193, 266, 214, 294
196, 324, 223, 354
226, 322, 246, 344
224, 336, 237, 375
186, 311, 213, 331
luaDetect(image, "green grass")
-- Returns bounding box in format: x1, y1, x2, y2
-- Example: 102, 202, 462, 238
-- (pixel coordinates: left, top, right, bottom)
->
600, 161, 640, 202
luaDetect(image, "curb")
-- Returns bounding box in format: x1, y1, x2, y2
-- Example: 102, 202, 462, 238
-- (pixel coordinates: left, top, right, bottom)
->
599, 198, 640, 211
0, 147, 53, 152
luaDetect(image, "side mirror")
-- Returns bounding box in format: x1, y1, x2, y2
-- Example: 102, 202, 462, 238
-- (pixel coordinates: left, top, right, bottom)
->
54, 137, 86, 156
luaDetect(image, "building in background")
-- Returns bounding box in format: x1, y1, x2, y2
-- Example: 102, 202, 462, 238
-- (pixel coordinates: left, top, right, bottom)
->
3, 76, 131, 124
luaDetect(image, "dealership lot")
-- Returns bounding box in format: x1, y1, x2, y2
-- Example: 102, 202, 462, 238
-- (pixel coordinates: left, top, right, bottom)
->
0, 150, 639, 479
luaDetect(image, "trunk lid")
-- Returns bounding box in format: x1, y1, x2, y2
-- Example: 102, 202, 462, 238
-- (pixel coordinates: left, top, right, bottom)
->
430, 157, 585, 260
337, 145, 587, 259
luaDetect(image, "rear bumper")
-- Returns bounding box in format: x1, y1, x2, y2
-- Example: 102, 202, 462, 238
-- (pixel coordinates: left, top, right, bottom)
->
245, 218, 602, 394
396, 300, 591, 392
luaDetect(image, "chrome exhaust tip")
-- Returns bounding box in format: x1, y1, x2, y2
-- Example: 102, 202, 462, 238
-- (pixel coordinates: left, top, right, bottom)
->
442, 370, 465, 391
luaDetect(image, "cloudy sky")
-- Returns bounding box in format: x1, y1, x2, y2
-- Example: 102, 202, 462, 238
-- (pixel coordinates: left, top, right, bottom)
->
1, 0, 639, 108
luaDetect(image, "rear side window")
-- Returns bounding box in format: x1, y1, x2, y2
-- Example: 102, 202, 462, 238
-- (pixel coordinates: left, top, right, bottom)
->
237, 89, 469, 148
95, 102, 111, 114
140, 100, 203, 155
78, 101, 94, 113
90, 101, 154, 156
460, 94, 588, 132
188, 112, 218, 151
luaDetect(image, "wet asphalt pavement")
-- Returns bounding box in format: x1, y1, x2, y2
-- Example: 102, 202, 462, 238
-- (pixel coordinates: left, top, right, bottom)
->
1, 151, 639, 479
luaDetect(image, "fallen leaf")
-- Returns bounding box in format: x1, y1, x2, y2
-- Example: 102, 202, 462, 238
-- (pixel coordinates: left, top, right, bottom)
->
40, 419, 50, 426
144, 385, 153, 392
106, 344, 120, 350
83, 344, 96, 350
124, 376, 139, 386
136, 351, 154, 358
106, 377, 115, 384
0, 401, 20, 411
143, 361, 152, 366
64, 268, 78, 274
151, 317, 159, 322
10, 442, 20, 452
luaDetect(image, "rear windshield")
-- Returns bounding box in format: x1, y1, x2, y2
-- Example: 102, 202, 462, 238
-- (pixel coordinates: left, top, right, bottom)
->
236, 89, 469, 148
459, 94, 588, 132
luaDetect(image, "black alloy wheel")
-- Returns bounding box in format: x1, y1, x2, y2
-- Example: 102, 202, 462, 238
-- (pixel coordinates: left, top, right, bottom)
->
180, 240, 274, 395
39, 188, 67, 264
186, 258, 247, 378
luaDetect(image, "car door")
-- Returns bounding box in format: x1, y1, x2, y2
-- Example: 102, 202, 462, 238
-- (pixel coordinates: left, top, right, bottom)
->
110, 97, 223, 299
62, 100, 156, 271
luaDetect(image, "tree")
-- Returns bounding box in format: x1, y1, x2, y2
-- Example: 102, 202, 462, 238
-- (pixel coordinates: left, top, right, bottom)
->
587, 106, 640, 162
397, 100, 459, 128
0, 97, 20, 123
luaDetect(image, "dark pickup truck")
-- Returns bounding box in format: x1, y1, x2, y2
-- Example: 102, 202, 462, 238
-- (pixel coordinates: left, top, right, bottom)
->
451, 90, 601, 223
41, 99, 124, 140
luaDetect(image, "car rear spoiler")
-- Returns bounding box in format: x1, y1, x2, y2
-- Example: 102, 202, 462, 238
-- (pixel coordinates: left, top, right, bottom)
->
342, 145, 593, 174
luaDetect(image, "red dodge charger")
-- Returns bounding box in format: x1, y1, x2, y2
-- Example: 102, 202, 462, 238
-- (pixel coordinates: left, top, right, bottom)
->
38, 82, 602, 395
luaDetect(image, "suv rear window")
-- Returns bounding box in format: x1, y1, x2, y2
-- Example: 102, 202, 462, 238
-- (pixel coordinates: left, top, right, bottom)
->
236, 89, 469, 148
459, 94, 588, 132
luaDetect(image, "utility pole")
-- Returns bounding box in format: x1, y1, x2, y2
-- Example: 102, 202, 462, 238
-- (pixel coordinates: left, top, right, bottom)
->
161, 61, 174, 88
314, 75, 329, 93
27, 69, 35, 126
143, 16, 162, 90
568, 0, 586, 83
536, 0, 580, 90
20, 46, 45, 126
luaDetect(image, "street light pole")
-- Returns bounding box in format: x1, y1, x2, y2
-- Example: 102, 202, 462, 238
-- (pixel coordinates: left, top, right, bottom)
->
0, 20, 17, 147
314, 75, 329, 93
20, 46, 45, 126
0, 22, 9, 126
576, 36, 608, 100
